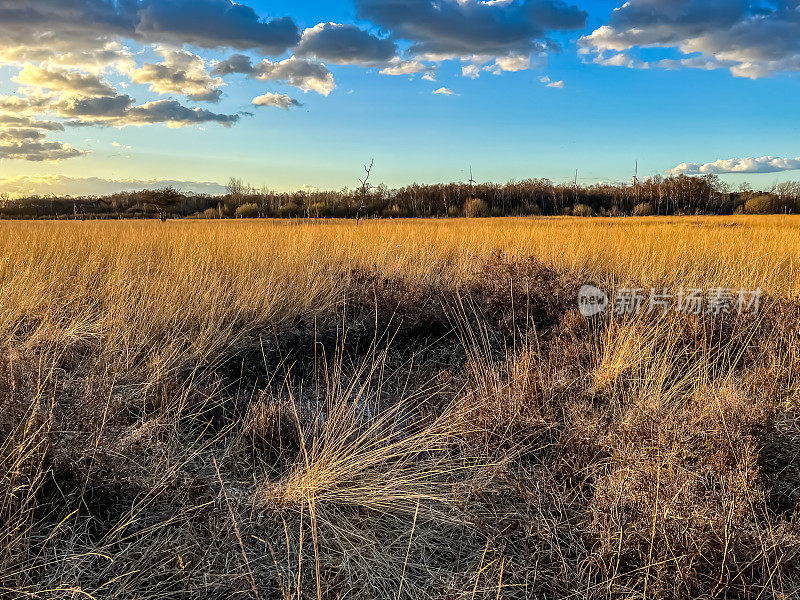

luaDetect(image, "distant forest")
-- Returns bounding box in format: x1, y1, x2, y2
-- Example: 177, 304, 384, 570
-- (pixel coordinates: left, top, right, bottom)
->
2, 174, 798, 219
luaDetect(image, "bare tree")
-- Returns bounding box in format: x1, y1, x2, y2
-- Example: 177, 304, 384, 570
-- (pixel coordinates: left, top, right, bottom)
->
356, 159, 374, 225
226, 177, 248, 209
573, 169, 579, 205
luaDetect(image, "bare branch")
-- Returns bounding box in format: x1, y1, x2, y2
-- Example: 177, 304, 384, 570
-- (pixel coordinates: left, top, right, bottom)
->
356, 158, 374, 225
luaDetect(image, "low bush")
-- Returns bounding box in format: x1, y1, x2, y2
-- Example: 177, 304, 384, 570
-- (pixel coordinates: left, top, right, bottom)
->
277, 201, 300, 218
573, 203, 594, 217
234, 203, 260, 218
744, 194, 775, 214
464, 198, 489, 218
308, 202, 333, 218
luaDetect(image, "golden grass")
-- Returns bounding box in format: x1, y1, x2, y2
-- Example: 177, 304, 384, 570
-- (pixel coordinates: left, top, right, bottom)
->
1, 216, 797, 352
0, 214, 795, 393
1, 215, 799, 598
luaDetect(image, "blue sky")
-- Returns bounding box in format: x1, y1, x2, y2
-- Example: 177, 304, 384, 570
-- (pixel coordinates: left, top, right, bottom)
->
1, 0, 800, 195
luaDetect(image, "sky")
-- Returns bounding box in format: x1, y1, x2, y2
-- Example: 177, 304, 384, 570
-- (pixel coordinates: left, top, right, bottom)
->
1, 0, 800, 196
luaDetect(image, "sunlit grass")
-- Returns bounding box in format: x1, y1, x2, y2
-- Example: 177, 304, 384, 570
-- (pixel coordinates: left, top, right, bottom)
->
1, 215, 799, 597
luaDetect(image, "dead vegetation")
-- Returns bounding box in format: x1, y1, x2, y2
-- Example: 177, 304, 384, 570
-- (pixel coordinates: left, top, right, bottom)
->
0, 217, 799, 599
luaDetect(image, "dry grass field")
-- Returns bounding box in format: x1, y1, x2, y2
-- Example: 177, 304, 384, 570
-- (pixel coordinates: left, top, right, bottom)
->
2, 215, 800, 599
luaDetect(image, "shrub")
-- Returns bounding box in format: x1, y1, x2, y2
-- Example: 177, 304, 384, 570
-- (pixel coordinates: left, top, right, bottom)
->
572, 204, 594, 217
523, 204, 542, 216
464, 198, 489, 218
447, 205, 461, 217
234, 203, 259, 219
203, 207, 219, 219
744, 194, 775, 215
277, 201, 300, 218
382, 204, 409, 218
308, 202, 333, 218
633, 202, 654, 217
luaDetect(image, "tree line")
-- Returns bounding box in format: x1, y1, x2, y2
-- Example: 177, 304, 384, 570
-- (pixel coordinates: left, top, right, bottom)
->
1, 174, 797, 220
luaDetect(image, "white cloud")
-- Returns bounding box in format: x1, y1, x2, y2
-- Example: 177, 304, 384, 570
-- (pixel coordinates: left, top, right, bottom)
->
0, 139, 87, 162
213, 55, 335, 95
668, 156, 800, 176
581, 1, 800, 79
53, 94, 240, 128
379, 58, 435, 76
295, 23, 396, 65
0, 0, 562, 164
355, 0, 586, 59
0, 0, 312, 162
488, 53, 531, 74
539, 75, 564, 88
0, 104, 84, 161
463, 52, 531, 78
0, 114, 63, 131
255, 57, 335, 95
252, 92, 302, 110
0, 95, 53, 115
15, 64, 117, 97
0, 42, 135, 74
589, 51, 650, 70
462, 64, 481, 79
0, 0, 302, 67
136, 1, 300, 53
127, 48, 224, 102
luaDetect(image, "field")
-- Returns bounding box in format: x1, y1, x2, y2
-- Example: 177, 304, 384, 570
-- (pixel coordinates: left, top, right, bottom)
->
2, 215, 800, 599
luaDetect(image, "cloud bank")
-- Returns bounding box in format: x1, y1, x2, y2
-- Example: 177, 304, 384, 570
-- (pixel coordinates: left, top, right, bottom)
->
668, 156, 800, 176
0, 0, 593, 164
0, 0, 295, 161
0, 106, 85, 161
0, 174, 227, 197
0, 140, 86, 162
0, 0, 301, 57
16, 0, 795, 175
